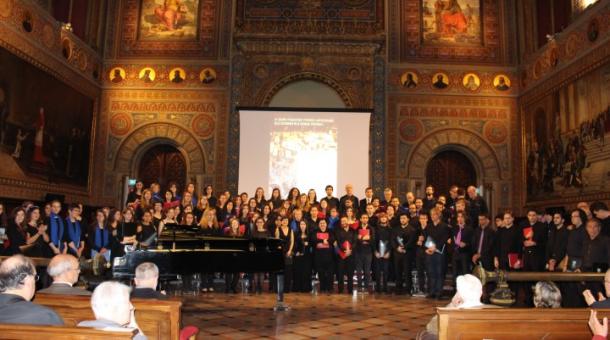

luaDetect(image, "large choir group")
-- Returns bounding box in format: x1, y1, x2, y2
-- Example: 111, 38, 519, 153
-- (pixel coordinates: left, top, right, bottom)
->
1, 181, 609, 305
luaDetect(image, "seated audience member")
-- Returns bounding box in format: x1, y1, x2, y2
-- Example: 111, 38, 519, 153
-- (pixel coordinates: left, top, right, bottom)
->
0, 254, 64, 325
37, 254, 90, 296
419, 274, 498, 340
132, 264, 200, 339
533, 281, 561, 308
589, 310, 608, 340
78, 281, 147, 339
584, 269, 610, 308
131, 262, 167, 300
591, 201, 610, 237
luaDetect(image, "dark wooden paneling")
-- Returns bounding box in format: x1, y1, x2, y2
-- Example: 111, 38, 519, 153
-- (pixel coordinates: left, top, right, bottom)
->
426, 150, 477, 196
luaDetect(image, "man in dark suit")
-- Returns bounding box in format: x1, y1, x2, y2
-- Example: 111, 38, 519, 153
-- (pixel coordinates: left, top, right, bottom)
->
334, 217, 357, 294
425, 208, 450, 299
131, 262, 167, 300
591, 201, 610, 237
521, 209, 548, 272
451, 211, 474, 282
359, 187, 374, 215
471, 214, 496, 302
37, 254, 91, 296
0, 254, 64, 325
466, 186, 489, 228
339, 184, 359, 215
422, 185, 437, 214
471, 214, 495, 271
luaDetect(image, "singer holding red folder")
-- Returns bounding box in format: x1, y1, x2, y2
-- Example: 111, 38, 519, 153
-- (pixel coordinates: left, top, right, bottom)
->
311, 219, 334, 293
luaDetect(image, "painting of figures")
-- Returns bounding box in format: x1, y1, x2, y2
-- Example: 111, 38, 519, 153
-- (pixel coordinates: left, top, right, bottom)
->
421, 0, 482, 44
525, 62, 610, 202
138, 0, 200, 41
0, 47, 94, 188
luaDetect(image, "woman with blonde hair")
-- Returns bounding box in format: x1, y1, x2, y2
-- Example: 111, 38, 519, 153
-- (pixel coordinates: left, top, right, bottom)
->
307, 189, 318, 206
136, 189, 153, 220
296, 194, 311, 212
195, 195, 209, 221
200, 207, 220, 292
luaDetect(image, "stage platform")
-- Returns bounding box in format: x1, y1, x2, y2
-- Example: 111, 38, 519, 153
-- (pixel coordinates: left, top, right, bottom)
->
182, 291, 446, 339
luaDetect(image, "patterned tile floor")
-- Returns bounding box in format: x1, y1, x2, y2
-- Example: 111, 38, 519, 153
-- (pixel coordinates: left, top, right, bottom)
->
182, 291, 448, 339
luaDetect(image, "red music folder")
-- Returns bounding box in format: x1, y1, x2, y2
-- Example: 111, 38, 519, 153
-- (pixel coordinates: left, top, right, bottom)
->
338, 241, 351, 259
508, 253, 521, 269
522, 227, 533, 239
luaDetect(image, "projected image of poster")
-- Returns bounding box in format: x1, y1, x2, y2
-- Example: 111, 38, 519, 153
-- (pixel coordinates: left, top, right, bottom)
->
269, 118, 337, 196
238, 109, 371, 199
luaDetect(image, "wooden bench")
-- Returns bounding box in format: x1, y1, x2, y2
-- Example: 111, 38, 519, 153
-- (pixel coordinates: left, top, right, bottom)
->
34, 293, 182, 340
0, 255, 51, 267
437, 308, 610, 340
0, 323, 137, 339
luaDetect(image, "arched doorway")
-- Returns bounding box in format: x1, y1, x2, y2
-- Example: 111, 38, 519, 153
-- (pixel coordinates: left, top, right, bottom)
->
425, 150, 477, 196
138, 144, 187, 190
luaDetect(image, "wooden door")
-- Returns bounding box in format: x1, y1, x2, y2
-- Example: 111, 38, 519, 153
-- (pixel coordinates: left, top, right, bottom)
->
138, 144, 186, 191
425, 150, 477, 196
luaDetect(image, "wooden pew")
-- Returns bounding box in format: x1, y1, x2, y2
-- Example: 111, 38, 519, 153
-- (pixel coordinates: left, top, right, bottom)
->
34, 293, 182, 340
0, 323, 137, 339
437, 308, 610, 340
0, 255, 51, 267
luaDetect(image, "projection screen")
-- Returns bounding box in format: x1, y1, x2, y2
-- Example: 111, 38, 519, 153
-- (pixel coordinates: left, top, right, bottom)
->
238, 108, 372, 198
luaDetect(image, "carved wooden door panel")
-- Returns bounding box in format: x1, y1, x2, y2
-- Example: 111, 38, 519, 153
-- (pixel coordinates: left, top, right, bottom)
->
138, 145, 186, 191
425, 150, 477, 196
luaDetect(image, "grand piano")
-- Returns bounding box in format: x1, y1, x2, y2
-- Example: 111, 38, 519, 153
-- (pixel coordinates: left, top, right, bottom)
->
111, 224, 289, 309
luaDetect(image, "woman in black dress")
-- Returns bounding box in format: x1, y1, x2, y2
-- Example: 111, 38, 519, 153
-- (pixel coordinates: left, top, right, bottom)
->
107, 209, 123, 260
287, 188, 300, 208
195, 196, 209, 222
152, 201, 164, 230
293, 219, 312, 292
137, 210, 157, 248
136, 189, 153, 221
203, 185, 217, 208
254, 187, 266, 211
24, 206, 53, 258
261, 204, 273, 225
251, 217, 269, 293
200, 208, 220, 292
269, 188, 282, 211
224, 218, 245, 293
119, 208, 138, 251
275, 216, 294, 293
7, 207, 32, 255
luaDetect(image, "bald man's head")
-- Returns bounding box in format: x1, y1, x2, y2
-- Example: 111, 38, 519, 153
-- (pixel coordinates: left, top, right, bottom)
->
0, 255, 36, 300
47, 254, 80, 285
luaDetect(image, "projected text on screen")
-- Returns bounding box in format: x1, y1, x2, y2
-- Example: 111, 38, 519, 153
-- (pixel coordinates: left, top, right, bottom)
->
238, 109, 371, 198
270, 118, 337, 197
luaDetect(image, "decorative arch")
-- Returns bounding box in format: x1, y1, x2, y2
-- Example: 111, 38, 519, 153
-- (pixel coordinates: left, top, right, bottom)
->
406, 129, 503, 182
114, 123, 206, 176
260, 72, 353, 107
